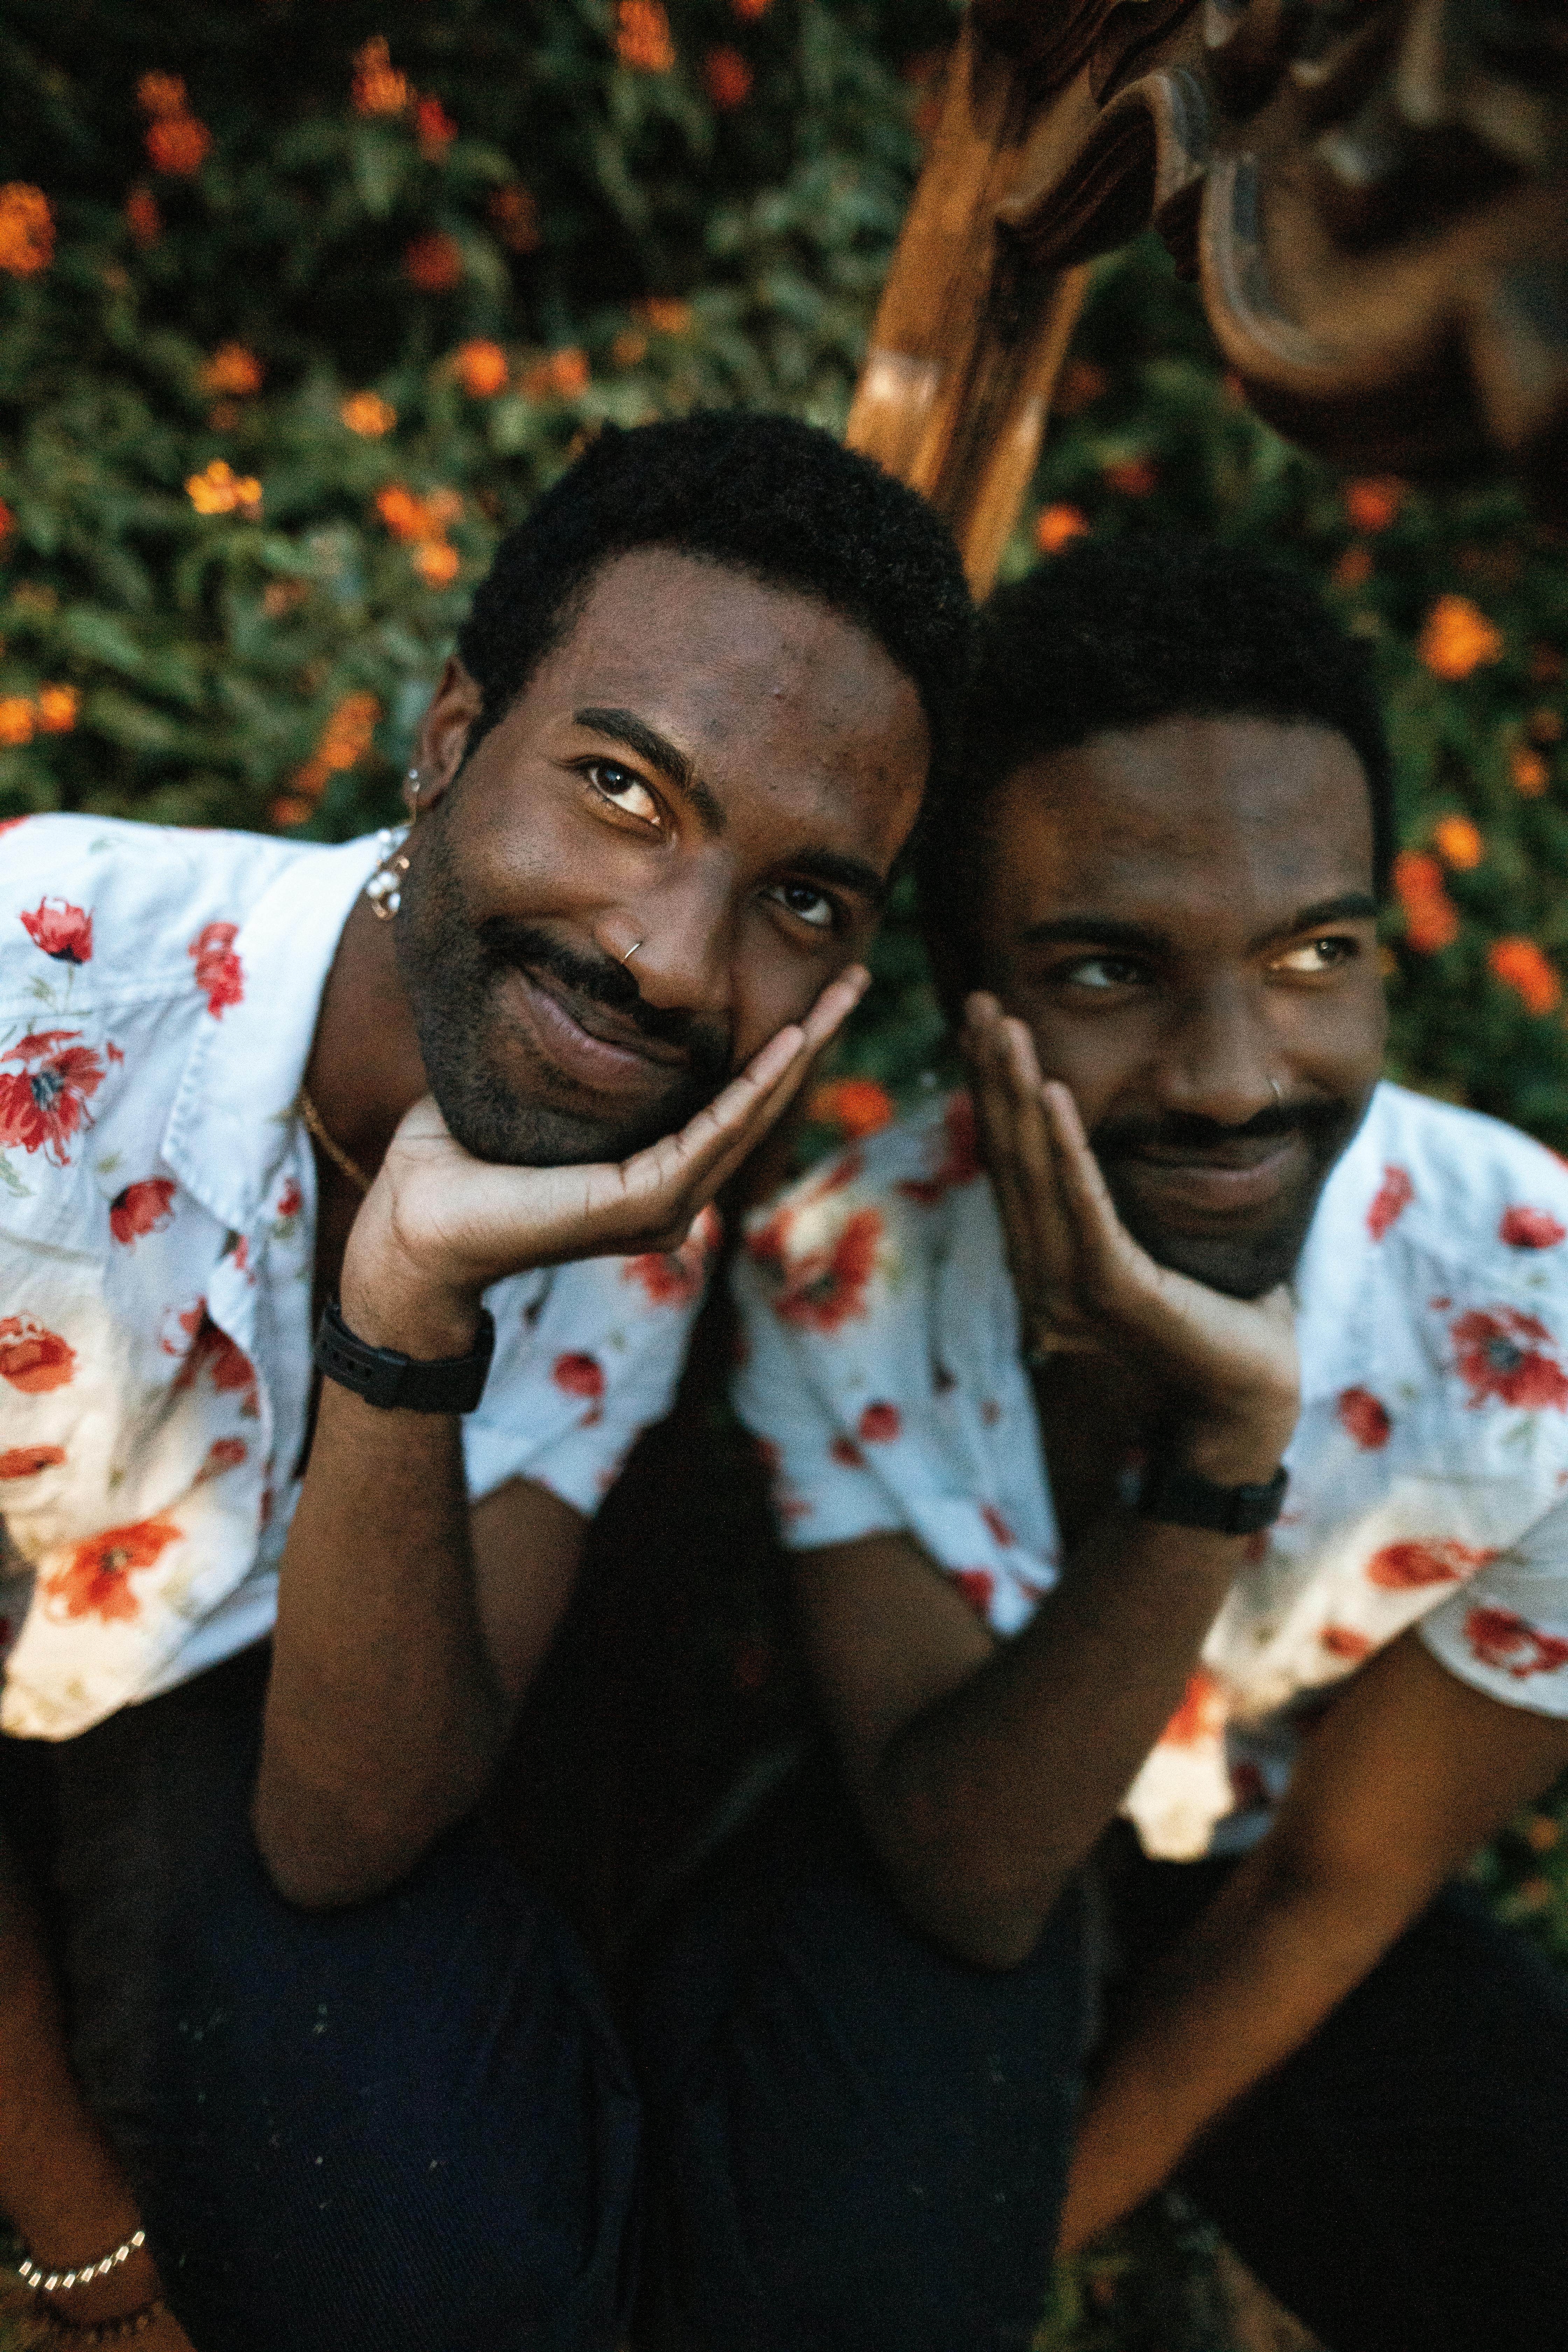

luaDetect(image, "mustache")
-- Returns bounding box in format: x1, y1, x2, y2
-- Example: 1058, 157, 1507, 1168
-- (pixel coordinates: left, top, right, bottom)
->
1090, 1097, 1353, 1159
476, 916, 732, 1088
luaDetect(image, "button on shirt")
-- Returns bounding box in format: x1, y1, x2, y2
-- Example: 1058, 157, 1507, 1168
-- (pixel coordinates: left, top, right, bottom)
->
732, 1084, 1568, 1860
0, 816, 713, 1741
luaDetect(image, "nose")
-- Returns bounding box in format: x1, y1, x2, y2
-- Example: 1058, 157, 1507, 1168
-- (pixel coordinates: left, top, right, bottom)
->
1154, 971, 1279, 1127
606, 857, 736, 1031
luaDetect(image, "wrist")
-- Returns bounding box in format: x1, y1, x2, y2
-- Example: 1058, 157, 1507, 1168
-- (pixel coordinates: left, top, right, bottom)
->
339, 1223, 484, 1359
1169, 1406, 1295, 1489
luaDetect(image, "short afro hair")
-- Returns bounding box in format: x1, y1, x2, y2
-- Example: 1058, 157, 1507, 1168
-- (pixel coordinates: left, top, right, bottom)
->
918, 534, 1394, 994
456, 411, 973, 797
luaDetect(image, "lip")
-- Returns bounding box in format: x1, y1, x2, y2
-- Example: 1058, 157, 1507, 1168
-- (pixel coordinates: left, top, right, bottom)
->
1117, 1136, 1305, 1218
505, 965, 687, 1097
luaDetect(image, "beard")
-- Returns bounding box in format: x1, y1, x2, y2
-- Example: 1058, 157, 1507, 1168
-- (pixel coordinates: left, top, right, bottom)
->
1090, 1093, 1370, 1300
394, 804, 732, 1166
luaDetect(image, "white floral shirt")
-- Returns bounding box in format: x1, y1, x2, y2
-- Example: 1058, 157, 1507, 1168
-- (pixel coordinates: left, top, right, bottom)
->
0, 814, 713, 1741
732, 1083, 1568, 1860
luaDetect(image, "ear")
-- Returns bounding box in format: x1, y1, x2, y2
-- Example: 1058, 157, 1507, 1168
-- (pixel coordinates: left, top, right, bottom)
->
409, 656, 484, 815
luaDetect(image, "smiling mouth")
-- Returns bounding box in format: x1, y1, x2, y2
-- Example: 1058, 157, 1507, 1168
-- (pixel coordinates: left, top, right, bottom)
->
506, 964, 688, 1095
1118, 1135, 1306, 1217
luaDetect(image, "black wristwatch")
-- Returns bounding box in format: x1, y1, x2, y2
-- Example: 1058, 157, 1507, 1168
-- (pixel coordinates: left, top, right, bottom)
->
314, 1297, 496, 1414
1136, 1454, 1288, 1538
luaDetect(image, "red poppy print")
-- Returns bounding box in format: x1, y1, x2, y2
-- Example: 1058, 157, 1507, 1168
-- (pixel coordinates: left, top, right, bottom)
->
0, 1315, 76, 1392
1366, 1164, 1414, 1240
44, 1514, 182, 1624
751, 1205, 883, 1334
1464, 1606, 1568, 1680
276, 1178, 302, 1220
899, 1092, 981, 1205
624, 1244, 706, 1307
1160, 1668, 1225, 1749
1499, 1205, 1566, 1250
0, 1444, 66, 1479
830, 1435, 864, 1468
173, 1315, 257, 1411
952, 1568, 995, 1618
1450, 1305, 1568, 1411
1337, 1386, 1392, 1449
195, 1436, 247, 1482
109, 1177, 177, 1245
1321, 1624, 1373, 1661
1366, 1537, 1493, 1589
813, 1149, 867, 1198
0, 1030, 105, 1164
981, 1504, 1015, 1547
188, 919, 243, 1016
20, 897, 93, 965
858, 1401, 901, 1443
553, 1352, 605, 1401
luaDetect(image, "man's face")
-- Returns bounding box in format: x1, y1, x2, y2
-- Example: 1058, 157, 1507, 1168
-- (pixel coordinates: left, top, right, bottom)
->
975, 715, 1387, 1298
397, 547, 929, 1165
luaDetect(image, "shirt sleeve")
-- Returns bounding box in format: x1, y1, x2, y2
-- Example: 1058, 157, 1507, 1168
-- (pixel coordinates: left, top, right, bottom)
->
462, 1215, 716, 1518
1420, 1496, 1568, 1715
729, 1243, 907, 1550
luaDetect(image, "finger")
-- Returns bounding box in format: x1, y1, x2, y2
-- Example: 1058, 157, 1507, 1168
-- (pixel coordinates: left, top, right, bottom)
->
1038, 1078, 1148, 1285
999, 1021, 1085, 1332
798, 964, 871, 1055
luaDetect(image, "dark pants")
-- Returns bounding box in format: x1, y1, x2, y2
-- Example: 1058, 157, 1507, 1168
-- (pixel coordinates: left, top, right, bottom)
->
0, 1649, 1088, 2352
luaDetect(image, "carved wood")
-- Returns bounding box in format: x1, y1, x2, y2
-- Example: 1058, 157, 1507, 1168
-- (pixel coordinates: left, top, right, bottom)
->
848, 1, 1568, 592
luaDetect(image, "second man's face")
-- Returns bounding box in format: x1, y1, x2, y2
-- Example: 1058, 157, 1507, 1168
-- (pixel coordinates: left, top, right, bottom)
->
396, 547, 930, 1167
976, 714, 1388, 1298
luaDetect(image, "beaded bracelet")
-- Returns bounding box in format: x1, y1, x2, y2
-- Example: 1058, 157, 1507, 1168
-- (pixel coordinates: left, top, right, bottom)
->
18, 2229, 147, 2298
47, 2297, 166, 2344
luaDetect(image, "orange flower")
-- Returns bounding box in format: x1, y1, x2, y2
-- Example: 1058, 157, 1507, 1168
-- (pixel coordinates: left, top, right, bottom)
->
287, 692, 383, 806
523, 346, 589, 399
1512, 746, 1550, 796
732, 0, 771, 15
1433, 814, 1483, 870
615, 0, 676, 71
404, 232, 463, 291
1531, 644, 1565, 686
488, 186, 541, 252
146, 114, 213, 176
453, 339, 507, 397
414, 540, 461, 587
1489, 937, 1561, 1016
1344, 476, 1405, 533
374, 484, 460, 544
1391, 848, 1460, 954
637, 296, 691, 335
0, 698, 35, 747
46, 1513, 183, 1624
268, 793, 313, 828
136, 71, 188, 118
0, 498, 11, 544
352, 36, 410, 116
705, 46, 753, 106
186, 460, 262, 518
35, 685, 78, 734
1530, 706, 1563, 744
202, 342, 263, 396
1102, 455, 1158, 497
0, 184, 55, 277
809, 1077, 895, 1139
416, 95, 457, 154
611, 328, 648, 368
1419, 593, 1503, 681
340, 390, 397, 437
126, 187, 161, 245
1334, 545, 1374, 590
1036, 503, 1089, 555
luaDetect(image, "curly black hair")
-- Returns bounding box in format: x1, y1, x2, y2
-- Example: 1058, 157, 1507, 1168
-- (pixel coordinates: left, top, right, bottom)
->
456, 412, 973, 798
918, 534, 1394, 993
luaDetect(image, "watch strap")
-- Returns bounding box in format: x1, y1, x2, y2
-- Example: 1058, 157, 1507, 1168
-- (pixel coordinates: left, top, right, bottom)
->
1137, 1455, 1287, 1537
314, 1297, 495, 1414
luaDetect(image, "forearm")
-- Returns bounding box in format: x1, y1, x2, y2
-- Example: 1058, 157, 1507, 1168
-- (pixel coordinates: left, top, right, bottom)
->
257, 1277, 507, 1906
869, 1510, 1241, 1967
1058, 1848, 1409, 2252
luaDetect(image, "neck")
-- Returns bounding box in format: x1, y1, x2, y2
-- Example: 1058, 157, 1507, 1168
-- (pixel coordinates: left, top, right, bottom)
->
304, 893, 428, 1180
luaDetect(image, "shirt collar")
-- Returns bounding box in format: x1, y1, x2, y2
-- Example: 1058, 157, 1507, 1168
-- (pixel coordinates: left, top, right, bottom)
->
161, 833, 385, 1234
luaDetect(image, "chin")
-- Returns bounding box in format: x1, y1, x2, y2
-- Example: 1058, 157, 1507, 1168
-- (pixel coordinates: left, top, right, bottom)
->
435, 1062, 711, 1170
1113, 1197, 1315, 1301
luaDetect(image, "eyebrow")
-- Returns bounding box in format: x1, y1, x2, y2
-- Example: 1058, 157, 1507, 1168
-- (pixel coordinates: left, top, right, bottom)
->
1018, 892, 1381, 954
789, 847, 891, 912
573, 706, 726, 833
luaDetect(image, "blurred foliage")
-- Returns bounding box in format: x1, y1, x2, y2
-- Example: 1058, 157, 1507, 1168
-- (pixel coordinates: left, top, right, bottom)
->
3, 10, 1568, 2351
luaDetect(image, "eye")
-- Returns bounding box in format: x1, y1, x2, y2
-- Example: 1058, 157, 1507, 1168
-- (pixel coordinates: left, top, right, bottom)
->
586, 761, 661, 827
767, 880, 838, 932
1272, 935, 1359, 974
1057, 953, 1150, 991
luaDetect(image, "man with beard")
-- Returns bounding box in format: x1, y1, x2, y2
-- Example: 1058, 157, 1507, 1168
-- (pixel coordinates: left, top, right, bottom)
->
0, 412, 970, 2352
729, 538, 1568, 2352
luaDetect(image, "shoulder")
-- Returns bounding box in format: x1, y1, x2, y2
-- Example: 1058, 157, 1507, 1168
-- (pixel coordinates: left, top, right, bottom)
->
737, 1088, 989, 1336
0, 816, 323, 1010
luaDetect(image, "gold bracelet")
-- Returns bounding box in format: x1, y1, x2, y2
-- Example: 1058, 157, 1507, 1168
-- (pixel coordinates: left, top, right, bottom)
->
18, 2232, 145, 2297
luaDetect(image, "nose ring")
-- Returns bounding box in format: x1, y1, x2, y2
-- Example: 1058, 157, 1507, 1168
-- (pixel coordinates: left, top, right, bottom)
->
622, 939, 643, 965
1269, 1076, 1283, 1105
